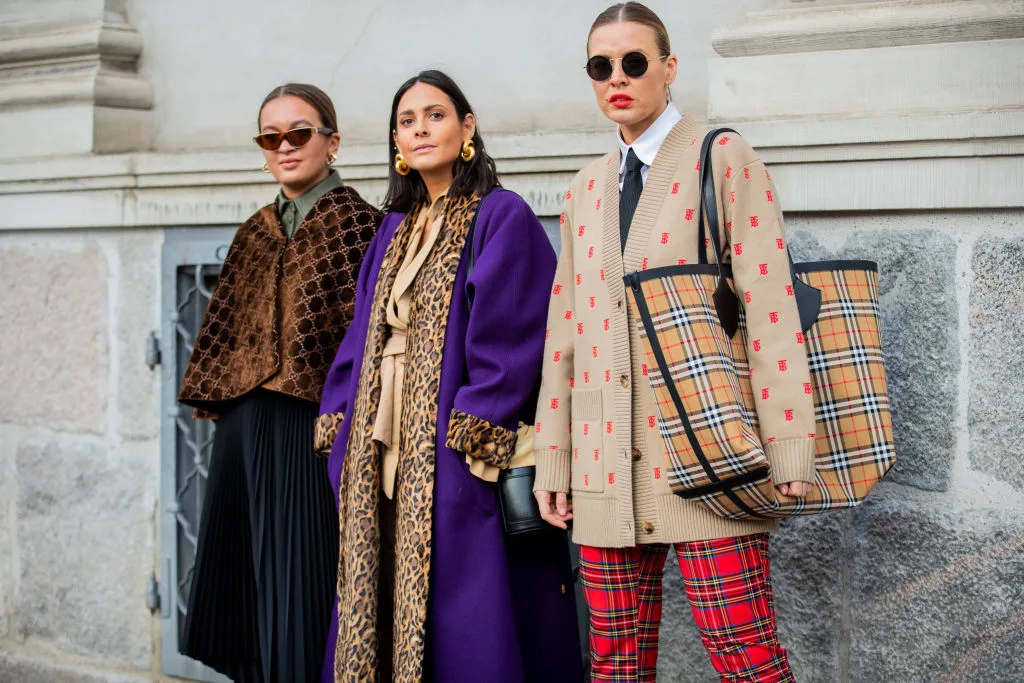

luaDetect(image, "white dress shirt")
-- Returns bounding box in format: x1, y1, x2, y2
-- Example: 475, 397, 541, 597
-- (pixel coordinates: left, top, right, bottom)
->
618, 104, 683, 189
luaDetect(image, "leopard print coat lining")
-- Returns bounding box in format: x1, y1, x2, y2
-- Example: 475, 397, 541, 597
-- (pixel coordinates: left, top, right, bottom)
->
334, 193, 481, 683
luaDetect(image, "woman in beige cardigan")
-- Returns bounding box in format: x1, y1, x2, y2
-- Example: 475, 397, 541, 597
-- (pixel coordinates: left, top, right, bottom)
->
533, 3, 814, 681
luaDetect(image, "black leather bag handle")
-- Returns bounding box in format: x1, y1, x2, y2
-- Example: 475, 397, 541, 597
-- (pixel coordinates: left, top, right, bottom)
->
696, 128, 820, 337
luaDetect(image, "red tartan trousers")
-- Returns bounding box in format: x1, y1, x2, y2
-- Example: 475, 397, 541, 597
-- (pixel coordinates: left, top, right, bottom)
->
578, 534, 793, 683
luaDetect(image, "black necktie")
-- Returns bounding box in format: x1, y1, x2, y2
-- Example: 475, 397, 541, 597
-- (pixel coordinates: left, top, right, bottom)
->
619, 148, 644, 250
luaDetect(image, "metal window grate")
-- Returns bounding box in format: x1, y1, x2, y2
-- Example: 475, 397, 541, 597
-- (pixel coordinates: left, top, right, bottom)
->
159, 228, 235, 682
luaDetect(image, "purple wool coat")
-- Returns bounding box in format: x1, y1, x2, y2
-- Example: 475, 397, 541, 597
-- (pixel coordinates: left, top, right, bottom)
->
318, 189, 583, 683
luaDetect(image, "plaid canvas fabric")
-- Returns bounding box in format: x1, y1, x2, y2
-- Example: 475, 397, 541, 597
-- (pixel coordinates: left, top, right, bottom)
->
579, 534, 793, 682
626, 261, 895, 519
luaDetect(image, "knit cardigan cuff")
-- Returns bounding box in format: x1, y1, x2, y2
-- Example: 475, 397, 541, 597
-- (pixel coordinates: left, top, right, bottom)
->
766, 437, 817, 484
314, 411, 345, 457
533, 449, 571, 493
445, 409, 517, 469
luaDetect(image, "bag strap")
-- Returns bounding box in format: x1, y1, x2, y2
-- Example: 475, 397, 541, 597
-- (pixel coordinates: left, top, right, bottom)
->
696, 129, 820, 336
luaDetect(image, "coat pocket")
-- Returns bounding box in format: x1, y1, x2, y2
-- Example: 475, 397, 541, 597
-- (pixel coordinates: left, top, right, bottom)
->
570, 388, 605, 493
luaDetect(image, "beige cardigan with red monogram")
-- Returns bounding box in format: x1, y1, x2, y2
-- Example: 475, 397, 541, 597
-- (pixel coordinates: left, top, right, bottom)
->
534, 115, 816, 548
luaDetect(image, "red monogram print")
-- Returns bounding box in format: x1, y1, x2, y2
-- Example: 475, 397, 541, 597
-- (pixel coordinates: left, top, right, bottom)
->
583, 424, 589, 436
745, 291, 752, 304
553, 284, 562, 295
695, 159, 701, 171
564, 310, 573, 320
777, 238, 785, 250
587, 179, 595, 191
603, 318, 609, 331
785, 285, 795, 297
661, 232, 669, 245
685, 208, 695, 221
785, 409, 794, 421
749, 215, 760, 228
560, 213, 565, 225
566, 189, 572, 200
583, 474, 589, 487
734, 243, 743, 256
553, 351, 561, 362
606, 421, 613, 434
550, 398, 559, 409
588, 246, 595, 258
642, 257, 649, 270
584, 371, 590, 384
719, 136, 730, 146
545, 328, 551, 340
577, 322, 584, 335
648, 415, 656, 428
608, 473, 615, 485
730, 191, 735, 204
759, 263, 769, 276
578, 225, 585, 237
576, 273, 582, 286
605, 370, 611, 383
573, 448, 578, 460
796, 332, 804, 344
677, 259, 687, 265
753, 339, 762, 352
804, 382, 813, 395
600, 269, 605, 281
766, 190, 774, 203
725, 166, 733, 179
641, 363, 648, 376
653, 467, 661, 480
569, 377, 575, 388
778, 359, 788, 372
592, 346, 598, 358
535, 422, 541, 434
593, 450, 599, 461
761, 388, 770, 400
671, 182, 680, 195
769, 311, 780, 324
589, 296, 596, 308
744, 168, 750, 180
596, 198, 602, 210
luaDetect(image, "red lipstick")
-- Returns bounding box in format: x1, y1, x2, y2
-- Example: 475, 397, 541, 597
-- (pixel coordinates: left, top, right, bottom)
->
609, 94, 634, 108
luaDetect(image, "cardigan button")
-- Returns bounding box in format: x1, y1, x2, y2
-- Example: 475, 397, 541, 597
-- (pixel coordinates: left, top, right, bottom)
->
617, 298, 624, 310
631, 448, 642, 462
620, 374, 630, 388
641, 521, 654, 535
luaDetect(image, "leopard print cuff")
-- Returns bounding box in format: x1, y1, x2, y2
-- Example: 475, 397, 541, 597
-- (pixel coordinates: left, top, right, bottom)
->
314, 411, 345, 457
445, 408, 518, 469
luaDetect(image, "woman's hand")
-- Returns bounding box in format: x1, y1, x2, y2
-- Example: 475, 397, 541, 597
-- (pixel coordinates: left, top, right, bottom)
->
534, 490, 573, 530
775, 481, 811, 498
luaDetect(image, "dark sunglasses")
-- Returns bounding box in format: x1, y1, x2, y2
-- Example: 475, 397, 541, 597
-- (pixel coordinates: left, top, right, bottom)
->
585, 51, 669, 82
253, 126, 334, 151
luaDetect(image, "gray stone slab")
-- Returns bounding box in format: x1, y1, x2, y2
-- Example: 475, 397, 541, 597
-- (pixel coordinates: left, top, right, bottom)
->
0, 242, 108, 433
0, 439, 10, 640
14, 441, 153, 669
116, 233, 162, 441
789, 228, 959, 491
0, 651, 151, 682
851, 496, 1024, 682
969, 234, 1024, 492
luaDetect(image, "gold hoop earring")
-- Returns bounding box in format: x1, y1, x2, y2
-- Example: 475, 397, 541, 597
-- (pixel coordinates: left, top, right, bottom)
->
262, 162, 270, 173
394, 153, 410, 176
460, 140, 475, 162
327, 153, 337, 166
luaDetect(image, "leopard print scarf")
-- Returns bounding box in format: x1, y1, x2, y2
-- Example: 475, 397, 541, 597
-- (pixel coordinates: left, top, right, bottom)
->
334, 192, 481, 683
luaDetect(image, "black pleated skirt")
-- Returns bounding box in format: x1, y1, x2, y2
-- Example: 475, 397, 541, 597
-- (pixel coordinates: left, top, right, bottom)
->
181, 389, 339, 683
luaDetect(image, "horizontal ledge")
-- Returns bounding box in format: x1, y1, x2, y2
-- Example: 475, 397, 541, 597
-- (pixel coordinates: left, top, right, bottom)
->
0, 70, 154, 111
1, 111, 1022, 186
713, 0, 1024, 57
0, 156, 1020, 231
0, 21, 142, 66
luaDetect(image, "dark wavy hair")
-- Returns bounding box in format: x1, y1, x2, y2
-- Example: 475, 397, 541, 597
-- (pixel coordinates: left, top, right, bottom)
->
383, 70, 500, 213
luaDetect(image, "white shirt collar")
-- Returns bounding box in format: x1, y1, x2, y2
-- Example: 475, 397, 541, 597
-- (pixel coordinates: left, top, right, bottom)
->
618, 105, 683, 178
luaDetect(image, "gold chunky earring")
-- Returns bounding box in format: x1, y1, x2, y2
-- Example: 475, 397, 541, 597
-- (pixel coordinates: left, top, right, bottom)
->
262, 162, 270, 173
460, 140, 475, 162
394, 153, 410, 176
327, 153, 337, 166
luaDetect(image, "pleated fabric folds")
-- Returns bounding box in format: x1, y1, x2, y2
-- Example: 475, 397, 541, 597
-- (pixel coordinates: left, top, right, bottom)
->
182, 389, 339, 682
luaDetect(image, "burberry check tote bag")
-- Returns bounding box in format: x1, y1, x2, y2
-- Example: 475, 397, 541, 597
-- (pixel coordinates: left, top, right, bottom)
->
623, 129, 895, 519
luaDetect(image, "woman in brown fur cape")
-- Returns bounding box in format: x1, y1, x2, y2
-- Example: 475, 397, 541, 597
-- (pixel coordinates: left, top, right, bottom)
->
176, 83, 382, 682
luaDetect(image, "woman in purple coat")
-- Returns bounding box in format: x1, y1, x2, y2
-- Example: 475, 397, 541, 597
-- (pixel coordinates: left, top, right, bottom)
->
314, 70, 583, 683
